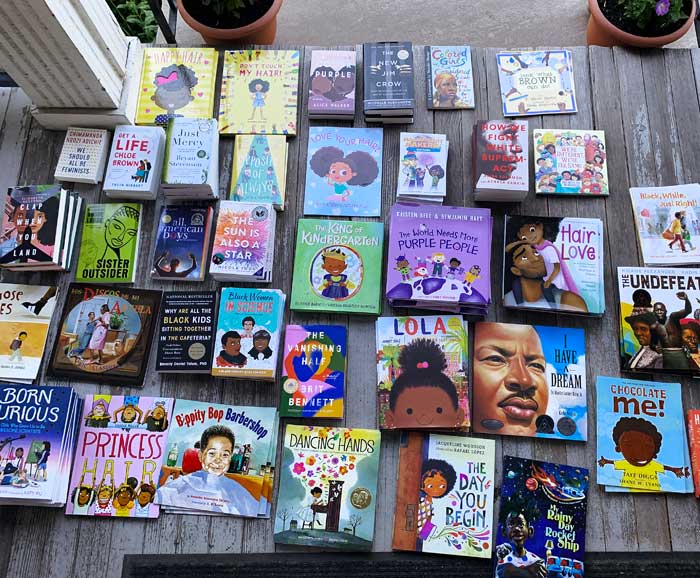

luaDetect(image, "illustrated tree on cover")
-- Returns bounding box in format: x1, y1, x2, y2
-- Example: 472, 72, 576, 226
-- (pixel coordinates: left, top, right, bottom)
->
277, 507, 290, 530
348, 513, 363, 536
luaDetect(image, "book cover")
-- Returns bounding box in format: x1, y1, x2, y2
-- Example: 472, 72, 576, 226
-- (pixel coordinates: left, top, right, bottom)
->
398, 132, 448, 197
425, 46, 474, 109
230, 134, 287, 207
363, 42, 415, 111
392, 432, 495, 558
211, 287, 285, 380
218, 49, 300, 135
628, 183, 700, 265
155, 291, 216, 373
66, 395, 174, 517
309, 50, 356, 115
0, 284, 58, 383
54, 128, 110, 184
533, 129, 608, 195
155, 399, 278, 516
495, 456, 588, 577
103, 126, 164, 194
303, 126, 383, 217
163, 117, 218, 187
48, 284, 161, 386
596, 376, 691, 493
376, 315, 469, 431
280, 324, 347, 419
75, 203, 141, 284
473, 120, 528, 193
290, 219, 384, 315
274, 425, 381, 550
688, 410, 700, 498
472, 322, 587, 441
152, 204, 212, 281
503, 216, 605, 315
618, 266, 700, 375
136, 48, 219, 125
496, 50, 577, 116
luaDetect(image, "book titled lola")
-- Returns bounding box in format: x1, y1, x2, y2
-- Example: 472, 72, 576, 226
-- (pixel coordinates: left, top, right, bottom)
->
424, 46, 474, 109
54, 127, 111, 184
308, 50, 356, 118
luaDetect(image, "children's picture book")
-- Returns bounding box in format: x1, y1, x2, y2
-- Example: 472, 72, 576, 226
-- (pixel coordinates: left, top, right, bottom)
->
363, 42, 415, 116
290, 219, 384, 315
75, 203, 142, 284
48, 284, 161, 386
496, 50, 577, 116
629, 183, 700, 265
533, 129, 608, 195
376, 315, 469, 431
596, 376, 692, 493
66, 395, 174, 517
303, 126, 383, 217
280, 325, 347, 419
155, 291, 216, 373
688, 410, 700, 498
496, 456, 588, 578
151, 204, 213, 281
308, 50, 356, 118
230, 134, 288, 209
0, 283, 58, 384
136, 48, 219, 125
392, 432, 494, 558
156, 399, 278, 517
472, 322, 587, 441
54, 127, 111, 184
397, 132, 448, 201
218, 49, 300, 135
274, 425, 381, 550
618, 266, 700, 375
211, 287, 285, 380
424, 46, 474, 109
503, 215, 605, 316
386, 204, 492, 316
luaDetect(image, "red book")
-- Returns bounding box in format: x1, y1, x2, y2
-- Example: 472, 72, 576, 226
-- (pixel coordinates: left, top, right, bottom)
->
688, 410, 700, 498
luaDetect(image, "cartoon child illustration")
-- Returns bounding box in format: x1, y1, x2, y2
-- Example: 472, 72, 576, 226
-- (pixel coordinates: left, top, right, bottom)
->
428, 253, 446, 277
384, 339, 465, 429
113, 477, 138, 517
297, 486, 326, 529
429, 165, 445, 190
402, 153, 418, 188
84, 398, 110, 428
216, 331, 248, 368
152, 64, 198, 125
463, 265, 482, 295
11, 468, 29, 488
395, 255, 411, 281
432, 72, 463, 108
415, 167, 426, 188
413, 258, 429, 278
133, 482, 157, 517
242, 316, 255, 338
248, 330, 273, 361
318, 248, 355, 300
154, 250, 198, 278
8, 331, 26, 362
499, 54, 529, 112
598, 417, 689, 491
132, 159, 152, 183
310, 146, 379, 202
417, 458, 457, 541
70, 475, 96, 515
447, 258, 463, 280
33, 441, 50, 482
249, 79, 270, 121
112, 396, 143, 425
495, 509, 546, 578
94, 476, 115, 516
103, 205, 140, 261
143, 401, 169, 432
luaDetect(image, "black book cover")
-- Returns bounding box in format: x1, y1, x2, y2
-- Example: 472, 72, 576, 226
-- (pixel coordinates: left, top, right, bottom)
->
363, 42, 415, 112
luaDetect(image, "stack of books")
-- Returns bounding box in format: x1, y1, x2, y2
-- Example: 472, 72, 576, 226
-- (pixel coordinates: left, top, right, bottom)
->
363, 42, 415, 124
54, 127, 111, 184
308, 49, 356, 120
0, 184, 81, 272
230, 135, 288, 210
396, 132, 448, 204
0, 384, 82, 508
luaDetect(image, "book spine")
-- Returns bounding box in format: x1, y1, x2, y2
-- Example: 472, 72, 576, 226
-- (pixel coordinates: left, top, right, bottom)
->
688, 410, 700, 498
424, 46, 432, 108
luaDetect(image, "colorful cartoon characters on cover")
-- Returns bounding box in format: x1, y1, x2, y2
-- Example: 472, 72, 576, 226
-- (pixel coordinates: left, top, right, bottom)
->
318, 248, 355, 299
401, 153, 445, 191
417, 459, 457, 540
309, 145, 379, 203
535, 132, 607, 194
0, 437, 50, 488
215, 316, 274, 368
152, 64, 198, 125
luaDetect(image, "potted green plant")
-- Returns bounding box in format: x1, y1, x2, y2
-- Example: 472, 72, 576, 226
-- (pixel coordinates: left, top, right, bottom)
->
110, 311, 126, 330
177, 0, 284, 45
587, 0, 696, 47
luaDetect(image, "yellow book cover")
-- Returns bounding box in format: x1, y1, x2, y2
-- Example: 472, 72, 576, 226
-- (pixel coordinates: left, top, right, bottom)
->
136, 48, 219, 125
219, 49, 300, 136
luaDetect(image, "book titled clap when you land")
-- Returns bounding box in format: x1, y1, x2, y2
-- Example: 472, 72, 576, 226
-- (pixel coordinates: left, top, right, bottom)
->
363, 42, 415, 122
424, 46, 474, 109
308, 49, 356, 119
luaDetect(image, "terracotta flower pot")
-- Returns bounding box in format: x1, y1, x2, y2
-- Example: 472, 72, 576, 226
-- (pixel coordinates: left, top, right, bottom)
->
587, 0, 696, 47
177, 0, 284, 45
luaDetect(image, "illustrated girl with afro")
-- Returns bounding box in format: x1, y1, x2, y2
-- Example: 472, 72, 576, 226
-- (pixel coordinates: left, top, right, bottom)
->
152, 64, 198, 125
309, 146, 379, 202
417, 458, 457, 541
70, 473, 96, 515
249, 79, 270, 121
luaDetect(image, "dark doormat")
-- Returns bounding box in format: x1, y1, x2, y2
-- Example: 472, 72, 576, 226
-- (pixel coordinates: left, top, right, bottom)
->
122, 551, 700, 578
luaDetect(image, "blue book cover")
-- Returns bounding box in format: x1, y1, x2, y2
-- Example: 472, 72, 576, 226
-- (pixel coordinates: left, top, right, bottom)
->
303, 127, 383, 217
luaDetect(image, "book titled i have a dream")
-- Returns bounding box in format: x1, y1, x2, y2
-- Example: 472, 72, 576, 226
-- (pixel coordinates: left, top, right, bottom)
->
309, 49, 356, 119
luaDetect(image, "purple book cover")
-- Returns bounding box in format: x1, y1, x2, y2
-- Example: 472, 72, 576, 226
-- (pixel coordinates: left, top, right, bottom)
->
308, 50, 356, 115
386, 203, 492, 308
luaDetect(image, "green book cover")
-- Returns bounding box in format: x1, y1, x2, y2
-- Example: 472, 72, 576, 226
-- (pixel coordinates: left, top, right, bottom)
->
75, 203, 141, 283
291, 218, 384, 314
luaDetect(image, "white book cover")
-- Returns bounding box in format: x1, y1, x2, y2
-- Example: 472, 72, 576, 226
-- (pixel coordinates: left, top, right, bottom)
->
103, 125, 165, 196
54, 128, 110, 184
163, 118, 219, 191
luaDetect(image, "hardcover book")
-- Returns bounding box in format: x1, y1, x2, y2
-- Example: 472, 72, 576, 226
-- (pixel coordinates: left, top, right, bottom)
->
392, 432, 495, 558
303, 126, 383, 217
280, 324, 347, 419
363, 42, 415, 114
54, 127, 110, 184
290, 218, 384, 315
425, 46, 474, 109
376, 315, 469, 431
496, 456, 588, 577
155, 291, 216, 373
230, 134, 288, 209
66, 395, 174, 517
472, 322, 587, 441
274, 425, 381, 550
496, 50, 577, 116
48, 284, 162, 386
218, 49, 300, 135
152, 204, 213, 281
397, 132, 448, 201
533, 129, 608, 195
688, 410, 700, 498
308, 50, 356, 118
503, 215, 605, 315
136, 48, 219, 125
628, 183, 700, 265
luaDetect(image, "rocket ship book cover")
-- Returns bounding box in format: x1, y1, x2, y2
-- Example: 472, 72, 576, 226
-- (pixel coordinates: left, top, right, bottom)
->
495, 456, 588, 578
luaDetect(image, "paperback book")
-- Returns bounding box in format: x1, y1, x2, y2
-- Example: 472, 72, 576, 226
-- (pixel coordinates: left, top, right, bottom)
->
308, 49, 356, 119
363, 41, 415, 122
274, 425, 381, 550
376, 315, 469, 431
425, 46, 474, 109
503, 215, 605, 315
472, 322, 587, 441
280, 324, 347, 419
392, 432, 495, 558
290, 218, 384, 315
230, 134, 288, 209
303, 126, 383, 217
54, 127, 110, 184
688, 410, 700, 498
396, 132, 448, 204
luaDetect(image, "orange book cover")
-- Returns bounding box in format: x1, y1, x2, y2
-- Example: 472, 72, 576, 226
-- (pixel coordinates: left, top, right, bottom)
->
688, 410, 700, 498
392, 431, 423, 551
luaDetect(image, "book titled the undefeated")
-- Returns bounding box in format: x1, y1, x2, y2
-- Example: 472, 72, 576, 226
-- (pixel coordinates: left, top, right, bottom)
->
363, 42, 415, 115
308, 50, 356, 118
54, 127, 111, 184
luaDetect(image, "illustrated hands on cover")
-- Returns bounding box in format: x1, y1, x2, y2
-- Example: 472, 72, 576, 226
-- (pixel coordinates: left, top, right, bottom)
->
292, 349, 324, 382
